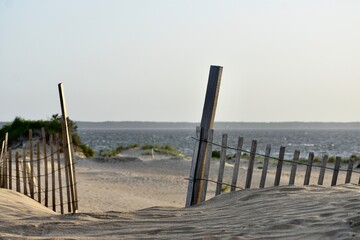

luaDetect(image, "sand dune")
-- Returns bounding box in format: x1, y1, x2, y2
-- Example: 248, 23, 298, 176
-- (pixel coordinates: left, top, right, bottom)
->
1, 155, 360, 239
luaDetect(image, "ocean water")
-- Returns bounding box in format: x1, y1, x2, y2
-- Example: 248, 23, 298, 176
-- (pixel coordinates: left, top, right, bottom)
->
77, 128, 360, 159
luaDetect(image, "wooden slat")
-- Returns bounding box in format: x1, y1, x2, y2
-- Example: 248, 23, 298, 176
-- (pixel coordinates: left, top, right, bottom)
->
42, 128, 49, 207
274, 146, 286, 186
331, 157, 341, 186
303, 152, 314, 186
56, 134, 64, 214
259, 144, 271, 188
58, 83, 77, 212
8, 148, 12, 189
29, 130, 34, 199
3, 133, 8, 188
245, 140, 257, 189
22, 145, 28, 195
16, 151, 20, 192
0, 140, 4, 187
37, 140, 41, 203
191, 66, 223, 206
215, 134, 228, 196
345, 157, 354, 184
289, 150, 300, 185
50, 135, 56, 212
231, 137, 243, 191
200, 129, 214, 202
62, 121, 72, 213
318, 154, 328, 185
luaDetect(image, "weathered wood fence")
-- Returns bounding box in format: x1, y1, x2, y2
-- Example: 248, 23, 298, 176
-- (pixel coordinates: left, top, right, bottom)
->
0, 83, 78, 214
186, 65, 360, 207
187, 128, 360, 206
0, 127, 78, 214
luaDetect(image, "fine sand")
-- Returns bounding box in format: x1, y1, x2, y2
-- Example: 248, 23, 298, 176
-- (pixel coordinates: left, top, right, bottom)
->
1, 150, 360, 239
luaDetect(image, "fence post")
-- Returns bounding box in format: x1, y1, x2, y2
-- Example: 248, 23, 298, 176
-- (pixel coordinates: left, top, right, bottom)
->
189, 65, 223, 206
37, 140, 41, 203
259, 144, 271, 188
245, 140, 257, 189
8, 148, 12, 190
3, 132, 8, 188
50, 135, 56, 212
231, 137, 244, 191
22, 145, 28, 196
274, 146, 286, 186
215, 134, 228, 196
331, 157, 341, 186
58, 83, 77, 213
303, 152, 314, 186
16, 151, 20, 192
29, 130, 34, 199
345, 157, 354, 184
42, 128, 49, 207
289, 150, 300, 185
318, 154, 328, 185
56, 134, 64, 214
200, 129, 214, 202
0, 140, 4, 187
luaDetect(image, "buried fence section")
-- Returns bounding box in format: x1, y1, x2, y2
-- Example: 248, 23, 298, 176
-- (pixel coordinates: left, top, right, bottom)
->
0, 129, 78, 214
186, 129, 360, 206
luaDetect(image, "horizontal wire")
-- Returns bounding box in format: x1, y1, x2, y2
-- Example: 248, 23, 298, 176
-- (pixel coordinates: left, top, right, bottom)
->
192, 137, 360, 175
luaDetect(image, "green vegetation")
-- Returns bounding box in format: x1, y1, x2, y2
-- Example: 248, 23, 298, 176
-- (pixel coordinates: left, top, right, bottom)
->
99, 144, 140, 157
0, 115, 95, 158
141, 144, 183, 157
221, 182, 231, 193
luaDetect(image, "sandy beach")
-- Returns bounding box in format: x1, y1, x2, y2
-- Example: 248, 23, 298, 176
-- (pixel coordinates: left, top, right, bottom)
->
1, 151, 360, 239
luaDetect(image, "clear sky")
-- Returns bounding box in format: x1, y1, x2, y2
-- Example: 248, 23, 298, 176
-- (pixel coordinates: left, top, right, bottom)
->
1, 0, 359, 122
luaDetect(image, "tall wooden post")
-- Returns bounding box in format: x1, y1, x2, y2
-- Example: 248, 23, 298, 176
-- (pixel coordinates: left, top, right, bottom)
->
187, 65, 223, 206
58, 83, 78, 213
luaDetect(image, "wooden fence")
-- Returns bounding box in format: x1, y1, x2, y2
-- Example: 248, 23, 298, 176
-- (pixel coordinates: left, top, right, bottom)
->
187, 128, 360, 206
0, 128, 78, 214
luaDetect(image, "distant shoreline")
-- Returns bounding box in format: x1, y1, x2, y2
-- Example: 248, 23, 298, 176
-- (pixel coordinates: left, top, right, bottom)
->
2, 121, 360, 130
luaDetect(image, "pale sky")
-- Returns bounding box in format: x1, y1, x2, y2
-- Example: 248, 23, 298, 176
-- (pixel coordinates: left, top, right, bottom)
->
1, 0, 359, 122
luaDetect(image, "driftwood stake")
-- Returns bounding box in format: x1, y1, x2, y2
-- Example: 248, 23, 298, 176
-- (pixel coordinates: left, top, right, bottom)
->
191, 66, 223, 206
304, 152, 314, 185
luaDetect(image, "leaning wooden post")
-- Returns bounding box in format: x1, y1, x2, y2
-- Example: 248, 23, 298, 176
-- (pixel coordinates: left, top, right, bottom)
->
200, 129, 214, 202
188, 65, 223, 206
185, 127, 201, 207
62, 119, 72, 213
67, 117, 79, 211
215, 134, 228, 196
58, 83, 77, 213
